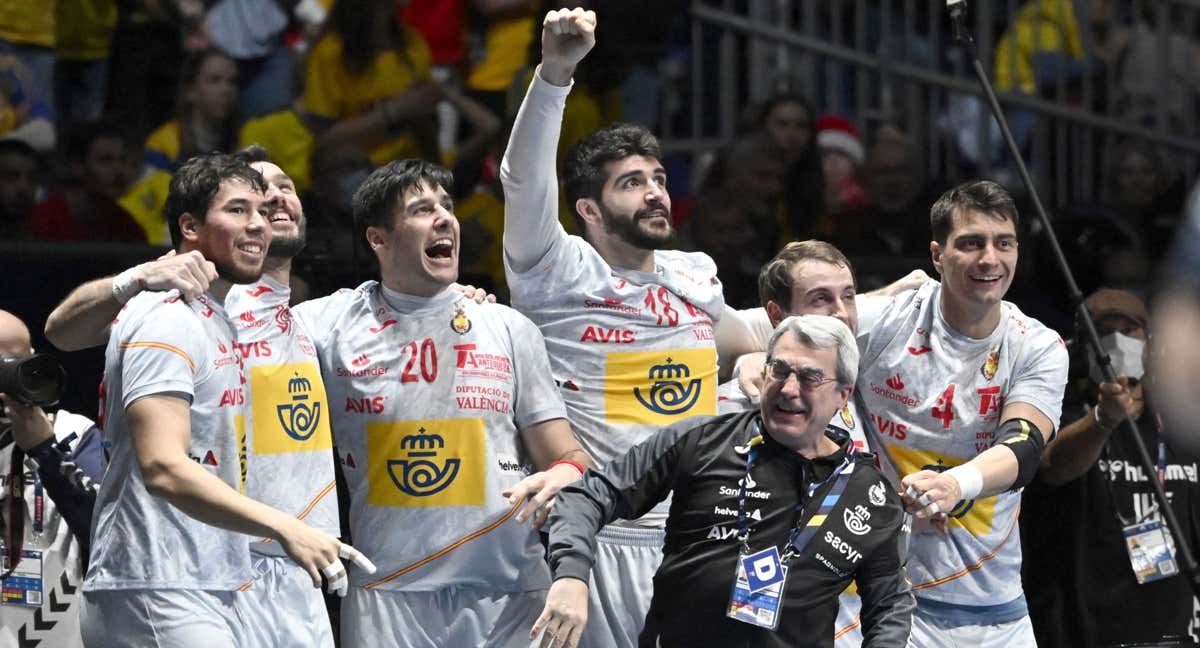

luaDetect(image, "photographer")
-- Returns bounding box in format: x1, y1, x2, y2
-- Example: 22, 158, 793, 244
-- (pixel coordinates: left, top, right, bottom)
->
1022, 289, 1200, 647
0, 309, 102, 648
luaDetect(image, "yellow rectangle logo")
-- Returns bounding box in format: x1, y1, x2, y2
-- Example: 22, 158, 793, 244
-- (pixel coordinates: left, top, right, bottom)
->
604, 349, 717, 425
886, 444, 996, 537
250, 362, 333, 455
366, 418, 486, 507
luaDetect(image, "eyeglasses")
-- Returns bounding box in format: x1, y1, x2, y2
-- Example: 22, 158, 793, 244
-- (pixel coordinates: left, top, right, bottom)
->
764, 358, 838, 390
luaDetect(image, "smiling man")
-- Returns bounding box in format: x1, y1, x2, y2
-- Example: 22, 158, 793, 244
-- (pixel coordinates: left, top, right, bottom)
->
854, 180, 1068, 646
292, 159, 592, 647
78, 153, 355, 647
535, 315, 911, 648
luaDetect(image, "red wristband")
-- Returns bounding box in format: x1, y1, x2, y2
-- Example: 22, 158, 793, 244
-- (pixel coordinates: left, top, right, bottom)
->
549, 459, 586, 475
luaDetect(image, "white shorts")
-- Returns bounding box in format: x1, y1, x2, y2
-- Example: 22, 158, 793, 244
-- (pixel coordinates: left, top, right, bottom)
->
908, 611, 1036, 648
80, 588, 247, 648
835, 589, 864, 647
236, 554, 334, 648
341, 585, 546, 648
579, 524, 665, 648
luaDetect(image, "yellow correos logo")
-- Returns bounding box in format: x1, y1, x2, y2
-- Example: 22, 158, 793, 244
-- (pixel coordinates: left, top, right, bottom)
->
250, 363, 333, 454
604, 349, 717, 424
366, 418, 486, 507
886, 444, 996, 537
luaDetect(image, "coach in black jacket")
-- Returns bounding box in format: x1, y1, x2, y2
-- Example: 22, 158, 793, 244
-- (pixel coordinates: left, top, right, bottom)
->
532, 315, 913, 648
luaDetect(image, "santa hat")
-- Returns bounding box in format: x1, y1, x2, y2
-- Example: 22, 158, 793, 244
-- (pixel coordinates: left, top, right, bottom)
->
816, 115, 864, 165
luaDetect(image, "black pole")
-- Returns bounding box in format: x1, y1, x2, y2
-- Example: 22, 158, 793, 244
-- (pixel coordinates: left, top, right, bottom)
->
946, 0, 1200, 599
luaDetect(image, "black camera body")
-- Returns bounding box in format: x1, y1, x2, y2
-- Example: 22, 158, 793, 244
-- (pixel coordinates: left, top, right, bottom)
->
0, 354, 67, 407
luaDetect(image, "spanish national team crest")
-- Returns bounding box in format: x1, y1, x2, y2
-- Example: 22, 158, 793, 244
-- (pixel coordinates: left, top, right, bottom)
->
451, 302, 472, 335
839, 404, 855, 429
981, 348, 1000, 380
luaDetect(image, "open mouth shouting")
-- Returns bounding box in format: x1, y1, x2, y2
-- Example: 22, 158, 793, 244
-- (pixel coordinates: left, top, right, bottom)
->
425, 237, 455, 263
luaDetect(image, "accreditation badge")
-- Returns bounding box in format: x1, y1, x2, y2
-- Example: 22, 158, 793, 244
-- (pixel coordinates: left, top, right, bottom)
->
1123, 520, 1178, 584
0, 546, 44, 606
727, 547, 786, 630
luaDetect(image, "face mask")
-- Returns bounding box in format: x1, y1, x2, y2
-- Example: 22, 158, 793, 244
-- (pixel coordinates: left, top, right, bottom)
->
1088, 332, 1145, 384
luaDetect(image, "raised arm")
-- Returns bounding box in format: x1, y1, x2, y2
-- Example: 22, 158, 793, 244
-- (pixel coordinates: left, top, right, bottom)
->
500, 8, 596, 274
44, 251, 216, 351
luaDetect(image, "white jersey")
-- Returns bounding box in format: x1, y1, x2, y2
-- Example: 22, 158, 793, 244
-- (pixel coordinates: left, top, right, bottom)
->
857, 280, 1067, 616
225, 276, 339, 552
294, 282, 564, 592
0, 412, 96, 648
85, 291, 252, 591
502, 74, 725, 491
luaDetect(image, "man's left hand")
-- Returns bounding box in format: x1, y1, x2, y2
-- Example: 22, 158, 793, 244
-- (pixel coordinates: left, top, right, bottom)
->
0, 393, 54, 450
503, 463, 583, 530
531, 577, 589, 648
901, 470, 962, 519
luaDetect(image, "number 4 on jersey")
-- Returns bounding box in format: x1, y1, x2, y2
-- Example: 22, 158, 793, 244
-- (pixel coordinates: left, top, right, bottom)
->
931, 384, 955, 429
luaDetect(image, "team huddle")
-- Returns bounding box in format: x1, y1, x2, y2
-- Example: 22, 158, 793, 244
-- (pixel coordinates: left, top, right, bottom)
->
44, 8, 1067, 648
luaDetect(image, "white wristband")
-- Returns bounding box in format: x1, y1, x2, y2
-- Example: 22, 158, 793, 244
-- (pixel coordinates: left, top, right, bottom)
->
111, 266, 144, 304
945, 463, 984, 501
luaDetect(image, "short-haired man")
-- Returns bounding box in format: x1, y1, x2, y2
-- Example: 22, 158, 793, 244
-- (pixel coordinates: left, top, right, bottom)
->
856, 180, 1068, 645
503, 10, 747, 645
536, 315, 911, 647
46, 146, 351, 646
293, 159, 591, 647
77, 153, 354, 647
718, 240, 912, 646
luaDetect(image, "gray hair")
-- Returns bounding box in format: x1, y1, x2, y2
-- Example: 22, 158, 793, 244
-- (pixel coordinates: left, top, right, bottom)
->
766, 314, 859, 388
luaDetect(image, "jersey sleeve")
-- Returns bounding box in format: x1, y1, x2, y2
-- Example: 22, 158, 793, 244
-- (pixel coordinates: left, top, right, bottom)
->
1006, 327, 1070, 431
506, 308, 569, 428
856, 292, 900, 341
292, 289, 355, 356
736, 307, 773, 350
115, 302, 207, 408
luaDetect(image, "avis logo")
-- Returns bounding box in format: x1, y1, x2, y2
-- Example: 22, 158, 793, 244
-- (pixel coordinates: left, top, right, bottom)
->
351, 354, 370, 367
388, 429, 460, 497
885, 374, 905, 391
634, 357, 702, 415
276, 373, 322, 441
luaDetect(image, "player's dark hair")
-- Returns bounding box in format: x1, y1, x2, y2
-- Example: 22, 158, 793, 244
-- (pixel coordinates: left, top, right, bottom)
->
165, 152, 267, 249
929, 179, 1019, 245
353, 158, 454, 234
235, 143, 272, 164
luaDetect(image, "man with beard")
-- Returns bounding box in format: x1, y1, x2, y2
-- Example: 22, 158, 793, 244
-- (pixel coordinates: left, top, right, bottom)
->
72, 153, 364, 647
45, 146, 355, 646
502, 9, 739, 647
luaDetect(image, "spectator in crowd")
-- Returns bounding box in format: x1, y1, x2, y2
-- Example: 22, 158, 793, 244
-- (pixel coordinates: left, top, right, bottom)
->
102, 2, 185, 138
204, 0, 327, 119
681, 189, 760, 309
120, 48, 240, 243
465, 0, 539, 120
1101, 138, 1183, 260
0, 139, 38, 239
815, 115, 868, 224
1112, 1, 1200, 136
403, 0, 467, 156
0, 21, 56, 153
1023, 288, 1200, 647
753, 93, 826, 238
843, 126, 938, 260
304, 0, 438, 168
54, 0, 117, 127
30, 121, 142, 243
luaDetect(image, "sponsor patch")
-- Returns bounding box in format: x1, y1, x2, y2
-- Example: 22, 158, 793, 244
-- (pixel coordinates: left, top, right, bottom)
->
366, 418, 486, 507
604, 349, 717, 424
250, 362, 333, 454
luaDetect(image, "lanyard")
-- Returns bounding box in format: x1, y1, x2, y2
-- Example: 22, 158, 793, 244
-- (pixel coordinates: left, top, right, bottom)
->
734, 424, 854, 561
1104, 413, 1169, 527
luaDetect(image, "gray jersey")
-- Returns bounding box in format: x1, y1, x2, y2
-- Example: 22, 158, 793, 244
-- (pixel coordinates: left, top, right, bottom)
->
225, 276, 339, 552
294, 282, 564, 592
858, 280, 1067, 613
85, 291, 252, 591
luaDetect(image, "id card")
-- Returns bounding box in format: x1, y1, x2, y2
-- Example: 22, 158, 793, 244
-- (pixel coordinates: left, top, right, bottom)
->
0, 546, 44, 606
727, 548, 787, 631
1123, 520, 1178, 585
